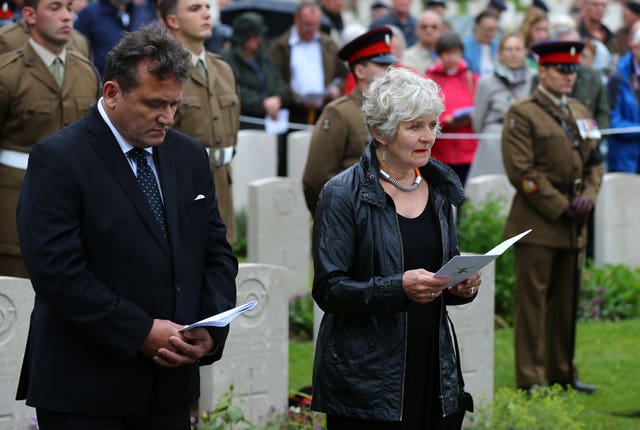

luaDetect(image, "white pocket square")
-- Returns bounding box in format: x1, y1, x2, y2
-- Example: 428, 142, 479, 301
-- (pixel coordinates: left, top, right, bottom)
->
194, 194, 205, 201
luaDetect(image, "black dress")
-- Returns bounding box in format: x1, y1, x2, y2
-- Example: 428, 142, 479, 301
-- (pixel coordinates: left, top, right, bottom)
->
398, 193, 456, 430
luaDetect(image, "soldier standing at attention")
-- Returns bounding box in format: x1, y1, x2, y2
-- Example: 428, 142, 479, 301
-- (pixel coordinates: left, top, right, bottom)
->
0, 17, 91, 58
158, 0, 240, 244
0, 0, 99, 278
501, 40, 603, 394
302, 27, 397, 216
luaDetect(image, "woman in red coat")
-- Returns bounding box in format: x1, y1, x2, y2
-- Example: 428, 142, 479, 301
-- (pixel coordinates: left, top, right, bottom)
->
426, 31, 479, 186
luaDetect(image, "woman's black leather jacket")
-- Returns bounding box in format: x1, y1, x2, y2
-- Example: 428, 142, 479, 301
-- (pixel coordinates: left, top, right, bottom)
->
311, 142, 474, 421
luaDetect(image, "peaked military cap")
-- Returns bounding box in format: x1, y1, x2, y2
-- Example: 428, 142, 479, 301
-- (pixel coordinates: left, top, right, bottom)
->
338, 27, 398, 66
532, 40, 584, 73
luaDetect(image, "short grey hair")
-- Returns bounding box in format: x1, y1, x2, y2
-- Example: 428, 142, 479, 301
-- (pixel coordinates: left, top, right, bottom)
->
362, 66, 444, 143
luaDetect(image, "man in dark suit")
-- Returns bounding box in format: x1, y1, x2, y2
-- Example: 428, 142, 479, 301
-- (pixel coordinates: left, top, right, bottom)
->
15, 25, 238, 429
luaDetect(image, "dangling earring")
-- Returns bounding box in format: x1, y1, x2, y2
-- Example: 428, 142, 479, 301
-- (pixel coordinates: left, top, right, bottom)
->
382, 146, 387, 161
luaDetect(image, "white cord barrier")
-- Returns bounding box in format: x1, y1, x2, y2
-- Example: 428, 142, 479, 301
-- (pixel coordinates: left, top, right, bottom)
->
240, 115, 640, 139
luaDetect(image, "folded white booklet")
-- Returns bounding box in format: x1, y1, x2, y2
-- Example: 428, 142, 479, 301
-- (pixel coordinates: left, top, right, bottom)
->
179, 301, 257, 332
435, 229, 532, 287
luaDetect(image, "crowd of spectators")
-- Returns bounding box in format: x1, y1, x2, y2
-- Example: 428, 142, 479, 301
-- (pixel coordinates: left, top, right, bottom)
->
1, 0, 640, 229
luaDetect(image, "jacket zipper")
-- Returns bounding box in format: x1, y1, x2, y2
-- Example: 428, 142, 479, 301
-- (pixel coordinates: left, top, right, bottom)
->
394, 210, 407, 422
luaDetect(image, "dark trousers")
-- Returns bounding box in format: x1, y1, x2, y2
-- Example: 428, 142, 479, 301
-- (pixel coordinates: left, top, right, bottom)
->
36, 406, 190, 430
513, 243, 577, 388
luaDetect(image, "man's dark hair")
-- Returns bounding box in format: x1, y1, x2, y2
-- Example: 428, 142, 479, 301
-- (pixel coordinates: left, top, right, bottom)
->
474, 8, 500, 25
22, 0, 40, 9
157, 0, 178, 22
435, 30, 464, 55
103, 24, 191, 94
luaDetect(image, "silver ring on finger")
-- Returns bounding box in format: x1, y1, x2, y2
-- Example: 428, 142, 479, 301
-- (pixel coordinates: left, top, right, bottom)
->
431, 292, 435, 298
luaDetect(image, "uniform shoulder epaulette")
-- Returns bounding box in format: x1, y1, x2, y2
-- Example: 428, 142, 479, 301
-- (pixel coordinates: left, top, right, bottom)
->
0, 49, 23, 70
67, 49, 94, 66
331, 95, 350, 106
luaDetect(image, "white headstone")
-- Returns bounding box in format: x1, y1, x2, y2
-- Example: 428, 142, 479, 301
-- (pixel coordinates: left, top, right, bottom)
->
286, 130, 313, 182
248, 178, 311, 298
465, 174, 515, 216
594, 172, 640, 269
231, 130, 278, 213
448, 259, 495, 407
0, 277, 35, 430
199, 263, 291, 425
467, 130, 505, 181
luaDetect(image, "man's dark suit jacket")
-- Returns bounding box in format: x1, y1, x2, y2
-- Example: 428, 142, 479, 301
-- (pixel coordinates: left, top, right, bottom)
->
15, 106, 238, 415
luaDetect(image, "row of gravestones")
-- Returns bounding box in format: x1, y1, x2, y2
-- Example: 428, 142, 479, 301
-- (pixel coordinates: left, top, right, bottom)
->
235, 129, 640, 269
465, 172, 640, 269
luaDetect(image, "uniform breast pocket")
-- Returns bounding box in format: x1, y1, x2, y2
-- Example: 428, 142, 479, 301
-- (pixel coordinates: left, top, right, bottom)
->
535, 129, 573, 167
177, 96, 205, 140
73, 96, 96, 116
217, 93, 240, 138
20, 99, 54, 143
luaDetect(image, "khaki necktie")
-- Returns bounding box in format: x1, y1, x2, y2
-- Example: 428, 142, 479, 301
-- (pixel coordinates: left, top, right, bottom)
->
196, 58, 207, 81
50, 57, 64, 88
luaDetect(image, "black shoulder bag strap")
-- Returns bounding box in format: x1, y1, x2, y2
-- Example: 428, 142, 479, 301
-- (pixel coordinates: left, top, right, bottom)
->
446, 311, 474, 413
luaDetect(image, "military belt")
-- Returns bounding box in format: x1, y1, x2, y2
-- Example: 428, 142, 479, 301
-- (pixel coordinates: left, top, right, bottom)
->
205, 147, 234, 168
0, 149, 29, 170
552, 178, 583, 195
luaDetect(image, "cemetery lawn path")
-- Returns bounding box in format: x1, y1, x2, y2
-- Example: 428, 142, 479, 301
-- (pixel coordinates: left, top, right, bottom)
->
290, 318, 640, 429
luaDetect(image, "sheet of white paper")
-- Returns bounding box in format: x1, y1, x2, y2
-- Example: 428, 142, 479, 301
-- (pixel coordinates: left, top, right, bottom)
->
265, 109, 289, 135
435, 229, 531, 287
179, 300, 257, 332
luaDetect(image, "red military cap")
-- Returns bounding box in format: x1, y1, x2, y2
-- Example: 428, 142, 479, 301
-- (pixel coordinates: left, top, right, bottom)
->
338, 27, 399, 66
532, 40, 584, 64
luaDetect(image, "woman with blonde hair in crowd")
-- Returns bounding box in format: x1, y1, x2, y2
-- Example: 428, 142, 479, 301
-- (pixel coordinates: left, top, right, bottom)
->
520, 7, 550, 69
470, 31, 536, 179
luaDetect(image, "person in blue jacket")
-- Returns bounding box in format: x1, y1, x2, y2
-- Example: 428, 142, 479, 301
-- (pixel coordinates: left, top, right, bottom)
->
462, 9, 500, 76
607, 27, 640, 172
75, 0, 155, 75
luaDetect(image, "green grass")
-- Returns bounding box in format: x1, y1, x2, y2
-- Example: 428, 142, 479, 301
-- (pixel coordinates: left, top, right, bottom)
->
290, 318, 640, 429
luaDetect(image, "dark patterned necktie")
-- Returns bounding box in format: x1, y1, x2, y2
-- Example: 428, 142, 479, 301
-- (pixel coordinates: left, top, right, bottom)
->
130, 148, 168, 237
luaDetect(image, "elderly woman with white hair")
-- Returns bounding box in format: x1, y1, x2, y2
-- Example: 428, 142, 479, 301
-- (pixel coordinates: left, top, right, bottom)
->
311, 67, 480, 430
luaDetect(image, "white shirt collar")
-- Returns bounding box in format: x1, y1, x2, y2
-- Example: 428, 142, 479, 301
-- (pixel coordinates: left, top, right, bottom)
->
97, 97, 152, 156
28, 38, 67, 68
190, 49, 207, 68
288, 26, 320, 46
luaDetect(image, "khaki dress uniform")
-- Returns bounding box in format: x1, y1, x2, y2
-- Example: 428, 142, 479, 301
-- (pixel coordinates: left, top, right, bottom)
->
173, 52, 240, 244
0, 43, 100, 277
501, 89, 604, 388
302, 88, 368, 215
0, 19, 92, 58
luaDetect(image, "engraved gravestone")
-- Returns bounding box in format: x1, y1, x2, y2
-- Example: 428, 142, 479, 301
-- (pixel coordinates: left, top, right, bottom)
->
0, 277, 35, 430
199, 263, 291, 425
231, 130, 278, 213
594, 172, 640, 269
286, 130, 312, 182
248, 178, 311, 298
465, 174, 515, 216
